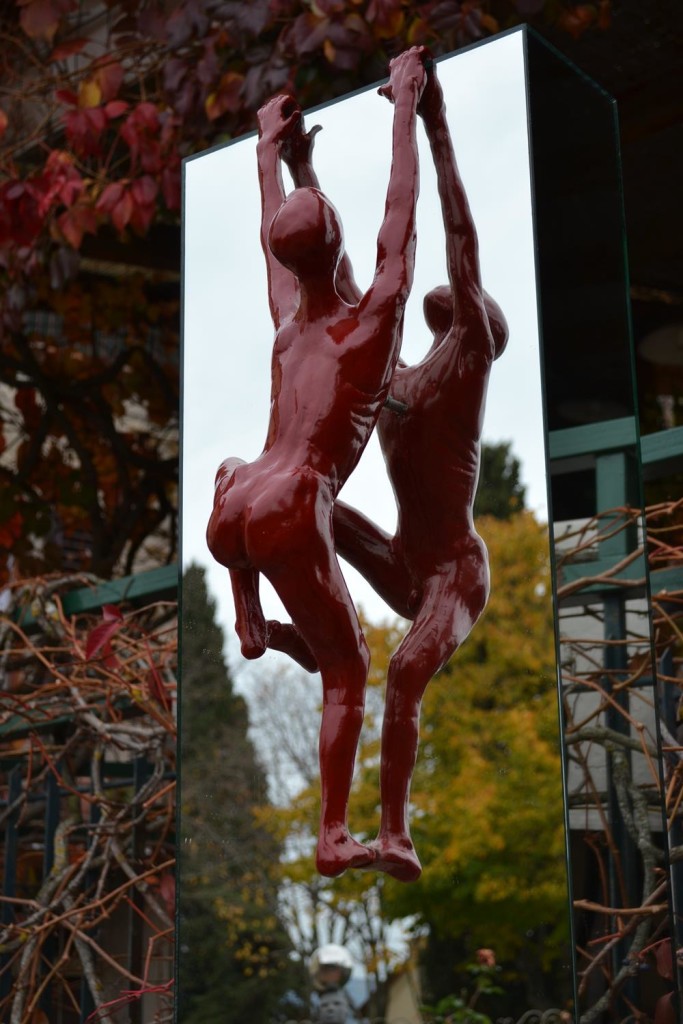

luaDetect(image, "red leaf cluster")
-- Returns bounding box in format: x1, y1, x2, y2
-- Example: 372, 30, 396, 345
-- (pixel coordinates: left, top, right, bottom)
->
121, 102, 162, 172
4, 0, 547, 261
96, 176, 159, 234
63, 106, 108, 157
37, 151, 83, 214
88, 57, 125, 104
58, 204, 98, 249
0, 151, 94, 252
0, 181, 44, 247
3, 0, 612, 259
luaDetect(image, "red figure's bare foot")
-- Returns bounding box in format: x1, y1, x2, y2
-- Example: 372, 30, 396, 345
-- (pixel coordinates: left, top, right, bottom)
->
316, 827, 377, 877
238, 623, 268, 660
367, 834, 422, 883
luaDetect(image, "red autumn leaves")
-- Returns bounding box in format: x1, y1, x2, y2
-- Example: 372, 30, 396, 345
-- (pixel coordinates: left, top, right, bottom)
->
85, 604, 173, 713
1, 49, 180, 256
59, 90, 181, 242
3, 0, 612, 260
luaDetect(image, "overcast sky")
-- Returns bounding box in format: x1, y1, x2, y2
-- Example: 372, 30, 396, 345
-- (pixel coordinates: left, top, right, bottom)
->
182, 29, 547, 659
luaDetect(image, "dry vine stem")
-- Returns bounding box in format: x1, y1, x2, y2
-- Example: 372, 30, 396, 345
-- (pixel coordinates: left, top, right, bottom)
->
556, 501, 683, 1021
0, 573, 176, 1023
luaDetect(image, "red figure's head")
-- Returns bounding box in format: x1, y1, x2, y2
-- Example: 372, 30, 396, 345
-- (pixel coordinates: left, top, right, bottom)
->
269, 187, 343, 279
482, 291, 509, 358
423, 285, 508, 358
423, 285, 452, 337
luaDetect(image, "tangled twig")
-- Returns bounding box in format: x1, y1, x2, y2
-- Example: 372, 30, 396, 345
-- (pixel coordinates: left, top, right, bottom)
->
557, 501, 683, 1020
0, 573, 176, 1023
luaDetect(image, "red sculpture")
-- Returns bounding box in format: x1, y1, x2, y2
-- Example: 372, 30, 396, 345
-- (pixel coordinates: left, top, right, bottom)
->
207, 48, 428, 877
332, 70, 508, 880
284, 66, 508, 881
207, 51, 507, 882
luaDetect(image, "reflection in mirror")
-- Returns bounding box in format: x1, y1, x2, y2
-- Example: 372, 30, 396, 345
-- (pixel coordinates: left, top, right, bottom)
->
552, 458, 681, 1020
180, 30, 572, 1022
530, 34, 681, 1019
550, 435, 681, 1022
554, 496, 657, 1011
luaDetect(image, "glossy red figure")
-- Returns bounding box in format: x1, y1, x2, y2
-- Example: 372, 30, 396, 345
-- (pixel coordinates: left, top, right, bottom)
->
206, 48, 428, 878
333, 69, 508, 881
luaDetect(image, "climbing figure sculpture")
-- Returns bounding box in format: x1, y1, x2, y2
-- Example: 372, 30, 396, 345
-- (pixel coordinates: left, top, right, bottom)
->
207, 48, 428, 878
281, 60, 508, 881
332, 65, 508, 880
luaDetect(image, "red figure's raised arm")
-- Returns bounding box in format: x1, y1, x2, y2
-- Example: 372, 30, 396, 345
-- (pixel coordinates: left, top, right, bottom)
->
419, 68, 485, 324
256, 96, 301, 329
282, 121, 362, 305
370, 50, 426, 309
351, 48, 427, 383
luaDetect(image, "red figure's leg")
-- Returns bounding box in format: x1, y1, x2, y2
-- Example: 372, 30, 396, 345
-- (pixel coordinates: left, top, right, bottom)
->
249, 473, 375, 877
230, 567, 268, 659
268, 547, 375, 876
334, 501, 418, 619
230, 569, 319, 670
373, 544, 489, 882
212, 460, 316, 673
229, 570, 319, 671
266, 620, 318, 673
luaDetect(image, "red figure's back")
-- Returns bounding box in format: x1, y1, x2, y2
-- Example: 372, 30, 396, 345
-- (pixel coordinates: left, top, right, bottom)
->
377, 284, 507, 594
264, 187, 403, 491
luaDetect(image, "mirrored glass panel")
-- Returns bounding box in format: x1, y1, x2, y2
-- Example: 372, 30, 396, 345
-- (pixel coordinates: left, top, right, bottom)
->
180, 29, 573, 1023
526, 33, 681, 1021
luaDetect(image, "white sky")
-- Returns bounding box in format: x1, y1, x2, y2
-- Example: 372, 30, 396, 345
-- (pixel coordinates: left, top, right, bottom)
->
182, 29, 546, 658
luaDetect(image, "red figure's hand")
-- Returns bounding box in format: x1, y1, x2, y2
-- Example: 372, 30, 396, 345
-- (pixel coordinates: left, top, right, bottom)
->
257, 94, 301, 144
417, 56, 443, 123
282, 120, 322, 170
379, 46, 428, 104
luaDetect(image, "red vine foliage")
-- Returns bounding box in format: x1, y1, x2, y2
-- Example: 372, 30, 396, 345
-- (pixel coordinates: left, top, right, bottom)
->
0, 0, 548, 303
0, 0, 610, 584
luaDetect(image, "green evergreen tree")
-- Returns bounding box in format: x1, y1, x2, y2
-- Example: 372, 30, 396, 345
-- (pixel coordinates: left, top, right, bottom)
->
178, 564, 301, 1023
474, 442, 527, 520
